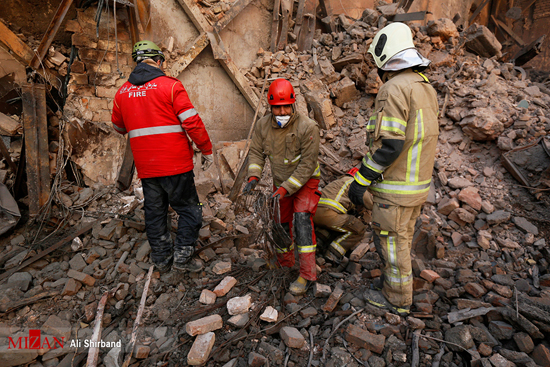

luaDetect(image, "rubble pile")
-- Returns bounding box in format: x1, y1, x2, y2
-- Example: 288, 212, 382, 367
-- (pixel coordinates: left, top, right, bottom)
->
1, 3, 550, 367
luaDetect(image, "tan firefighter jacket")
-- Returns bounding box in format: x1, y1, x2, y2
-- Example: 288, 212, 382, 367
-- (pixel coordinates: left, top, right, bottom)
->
362, 68, 439, 206
318, 176, 374, 213
248, 112, 320, 195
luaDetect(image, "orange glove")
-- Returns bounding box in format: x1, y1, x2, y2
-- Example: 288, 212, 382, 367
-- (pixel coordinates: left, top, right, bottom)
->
272, 186, 287, 200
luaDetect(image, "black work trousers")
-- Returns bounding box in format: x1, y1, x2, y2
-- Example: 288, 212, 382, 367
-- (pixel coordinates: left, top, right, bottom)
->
141, 171, 202, 265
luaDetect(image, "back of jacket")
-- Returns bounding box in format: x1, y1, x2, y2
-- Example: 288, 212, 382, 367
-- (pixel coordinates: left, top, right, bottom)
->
367, 69, 439, 206
112, 63, 212, 179
247, 113, 320, 195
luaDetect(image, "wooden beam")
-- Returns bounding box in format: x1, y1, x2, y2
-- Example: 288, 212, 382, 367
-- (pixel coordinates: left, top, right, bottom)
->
294, 0, 307, 38
176, 0, 262, 113
393, 11, 426, 22
297, 0, 317, 51
134, 0, 153, 39
213, 0, 254, 33
469, 0, 490, 25
127, 4, 140, 45
170, 32, 209, 77
30, 0, 74, 70
271, 0, 281, 52
491, 15, 525, 47
21, 84, 50, 216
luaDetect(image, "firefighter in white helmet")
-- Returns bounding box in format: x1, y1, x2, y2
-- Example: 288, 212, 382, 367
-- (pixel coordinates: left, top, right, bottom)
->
348, 23, 439, 314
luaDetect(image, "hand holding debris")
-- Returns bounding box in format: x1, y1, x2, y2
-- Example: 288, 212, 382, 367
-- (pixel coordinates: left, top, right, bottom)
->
201, 154, 213, 171
271, 186, 287, 200
348, 181, 368, 207
242, 177, 258, 194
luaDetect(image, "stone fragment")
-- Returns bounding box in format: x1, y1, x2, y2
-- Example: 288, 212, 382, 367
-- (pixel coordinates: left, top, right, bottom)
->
67, 269, 96, 286
7, 272, 33, 291
478, 343, 492, 357
227, 294, 252, 315
489, 353, 514, 367
488, 321, 513, 339
334, 77, 359, 107
486, 210, 510, 225
321, 287, 344, 312
345, 324, 385, 354
512, 217, 539, 235
212, 261, 232, 275
69, 254, 87, 272
227, 313, 249, 328
188, 332, 215, 365
513, 332, 534, 354
464, 282, 487, 298
464, 24, 502, 58
449, 208, 476, 224
407, 316, 425, 330
199, 289, 217, 305
260, 306, 278, 322
248, 352, 267, 367
105, 345, 123, 367
314, 283, 332, 297
186, 315, 223, 336
62, 278, 82, 296
481, 200, 494, 214
280, 327, 305, 348
42, 315, 71, 341
300, 307, 318, 318
135, 241, 151, 262
350, 242, 369, 261
477, 230, 492, 250
458, 187, 482, 210
0, 344, 39, 367
420, 269, 440, 283
134, 345, 150, 359
437, 197, 460, 215
445, 325, 474, 351
213, 276, 237, 297
532, 344, 550, 367
427, 18, 459, 40
447, 177, 474, 189
385, 312, 401, 325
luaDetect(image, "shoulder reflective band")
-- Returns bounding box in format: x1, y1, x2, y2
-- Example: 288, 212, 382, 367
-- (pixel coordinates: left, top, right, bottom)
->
288, 176, 302, 189
284, 154, 301, 164
312, 163, 321, 178
381, 117, 407, 136
407, 109, 425, 182
335, 178, 354, 202
113, 124, 127, 133
178, 108, 198, 122
416, 72, 429, 82
128, 125, 184, 138
319, 198, 347, 214
354, 171, 371, 186
363, 155, 386, 174
370, 179, 431, 194
367, 116, 376, 131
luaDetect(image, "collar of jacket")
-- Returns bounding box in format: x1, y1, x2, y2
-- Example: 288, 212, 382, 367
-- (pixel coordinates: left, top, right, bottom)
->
128, 59, 165, 86
270, 111, 298, 129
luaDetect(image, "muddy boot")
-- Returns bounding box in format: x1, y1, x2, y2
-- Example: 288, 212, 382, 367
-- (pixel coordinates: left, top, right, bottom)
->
363, 289, 410, 316
289, 276, 311, 296
153, 254, 173, 273
173, 246, 194, 270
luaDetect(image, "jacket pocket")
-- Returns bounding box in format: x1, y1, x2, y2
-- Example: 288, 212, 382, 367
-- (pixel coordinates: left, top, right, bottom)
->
372, 203, 399, 233
284, 133, 299, 164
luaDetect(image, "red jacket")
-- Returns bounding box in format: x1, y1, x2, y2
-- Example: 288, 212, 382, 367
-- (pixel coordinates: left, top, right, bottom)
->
111, 62, 212, 179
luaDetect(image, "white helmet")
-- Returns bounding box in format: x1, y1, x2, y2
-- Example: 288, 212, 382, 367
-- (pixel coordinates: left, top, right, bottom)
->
368, 22, 415, 69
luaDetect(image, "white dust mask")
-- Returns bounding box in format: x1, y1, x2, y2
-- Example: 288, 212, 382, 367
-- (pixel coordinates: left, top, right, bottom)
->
275, 115, 291, 128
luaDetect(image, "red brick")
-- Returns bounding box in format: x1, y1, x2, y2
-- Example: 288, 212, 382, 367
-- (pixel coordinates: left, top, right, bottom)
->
478, 343, 492, 357
437, 197, 460, 215
280, 326, 305, 348
345, 324, 386, 354
492, 284, 513, 298
134, 345, 150, 359
464, 282, 487, 298
67, 269, 96, 286
62, 278, 82, 296
415, 302, 433, 314
248, 352, 268, 367
84, 301, 98, 323
213, 276, 237, 296
458, 186, 482, 211
420, 269, 440, 283
321, 287, 344, 312
513, 332, 534, 354
532, 344, 550, 367
188, 332, 215, 365
186, 315, 223, 336
199, 289, 216, 305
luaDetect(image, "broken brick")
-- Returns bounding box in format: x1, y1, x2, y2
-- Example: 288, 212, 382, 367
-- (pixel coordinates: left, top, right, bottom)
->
280, 326, 305, 348
199, 289, 217, 305
420, 269, 440, 283
464, 282, 487, 298
213, 276, 237, 297
67, 269, 96, 287
186, 315, 223, 336
187, 332, 215, 365
321, 287, 344, 312
345, 324, 386, 354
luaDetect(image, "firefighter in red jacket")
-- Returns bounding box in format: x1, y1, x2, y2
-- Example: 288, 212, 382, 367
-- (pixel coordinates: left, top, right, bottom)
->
112, 41, 213, 272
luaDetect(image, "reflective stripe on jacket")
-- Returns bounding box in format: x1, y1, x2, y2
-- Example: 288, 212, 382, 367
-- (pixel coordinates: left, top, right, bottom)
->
318, 176, 374, 213
367, 69, 439, 206
111, 71, 212, 179
247, 112, 320, 196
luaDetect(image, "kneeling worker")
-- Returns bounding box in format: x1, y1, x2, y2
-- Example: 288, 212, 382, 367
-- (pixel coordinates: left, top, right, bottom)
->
314, 168, 373, 262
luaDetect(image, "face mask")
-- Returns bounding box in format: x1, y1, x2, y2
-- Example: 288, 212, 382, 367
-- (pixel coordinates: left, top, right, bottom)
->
275, 115, 291, 128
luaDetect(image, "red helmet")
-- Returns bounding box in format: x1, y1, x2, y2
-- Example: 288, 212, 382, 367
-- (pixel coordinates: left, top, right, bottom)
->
267, 79, 296, 105
347, 167, 359, 176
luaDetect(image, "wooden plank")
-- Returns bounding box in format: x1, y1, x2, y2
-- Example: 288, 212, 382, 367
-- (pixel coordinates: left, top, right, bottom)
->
0, 21, 35, 63
294, 0, 307, 37
271, 0, 281, 52
21, 84, 50, 216
127, 4, 140, 45
393, 11, 426, 22
213, 0, 254, 32
135, 0, 153, 39
0, 219, 99, 282
177, 0, 214, 33
170, 33, 209, 77
116, 137, 135, 191
491, 15, 525, 47
297, 0, 318, 51
469, 0, 491, 25
30, 0, 74, 70
277, 0, 293, 50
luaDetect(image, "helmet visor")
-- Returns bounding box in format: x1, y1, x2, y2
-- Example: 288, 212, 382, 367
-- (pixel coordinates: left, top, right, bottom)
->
381, 48, 431, 71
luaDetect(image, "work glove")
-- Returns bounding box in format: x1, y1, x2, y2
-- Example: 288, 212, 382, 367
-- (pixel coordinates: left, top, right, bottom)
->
348, 181, 368, 207
272, 186, 288, 200
243, 177, 259, 194
202, 154, 213, 171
